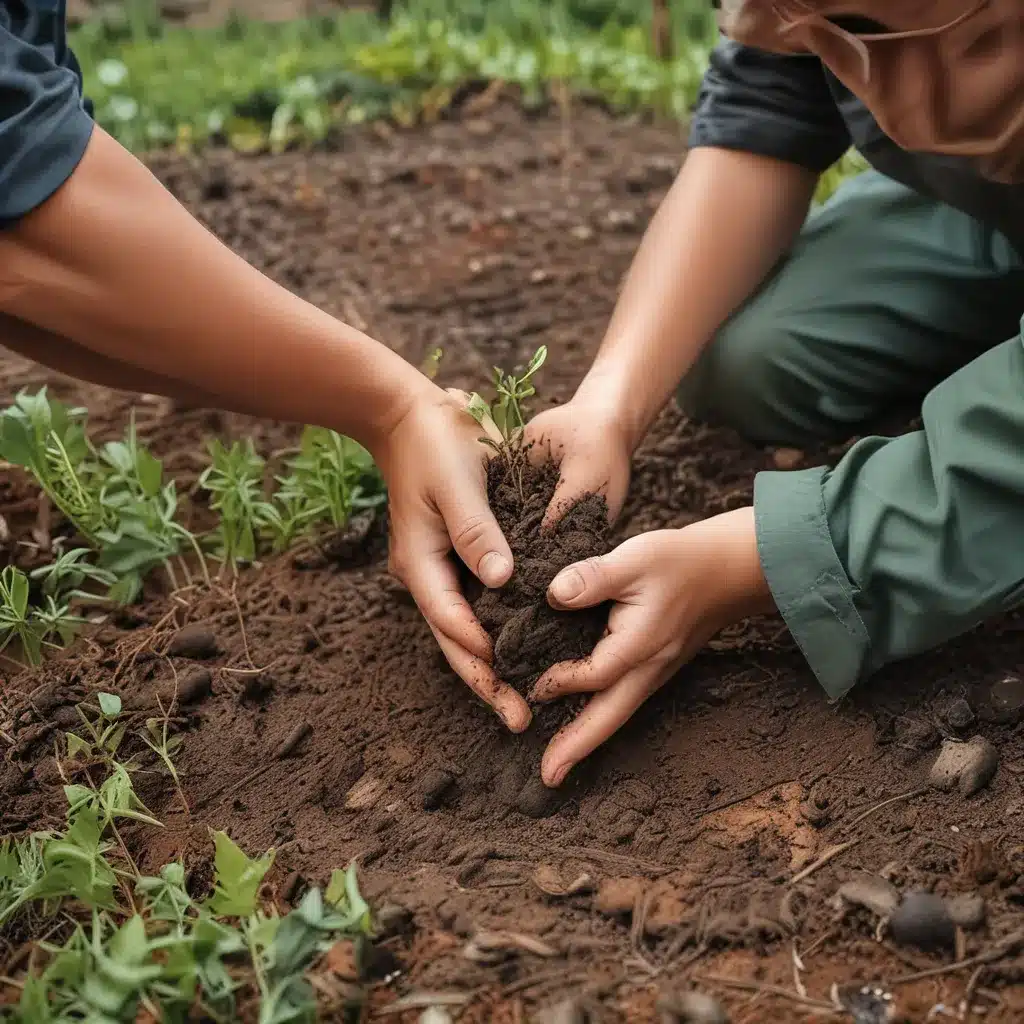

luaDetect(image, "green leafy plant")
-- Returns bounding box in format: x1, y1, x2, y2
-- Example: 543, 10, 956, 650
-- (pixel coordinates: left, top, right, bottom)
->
65, 692, 127, 762
198, 438, 279, 569
0, 566, 87, 666
0, 391, 207, 607
1, 745, 375, 1023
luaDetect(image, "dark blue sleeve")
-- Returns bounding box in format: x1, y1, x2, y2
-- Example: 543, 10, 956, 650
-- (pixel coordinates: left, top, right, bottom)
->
688, 38, 851, 172
0, 0, 94, 226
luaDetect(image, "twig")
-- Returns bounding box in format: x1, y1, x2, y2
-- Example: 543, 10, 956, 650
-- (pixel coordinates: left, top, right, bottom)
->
890, 930, 1024, 986
789, 840, 860, 886
698, 974, 838, 1013
842, 788, 928, 833
960, 965, 985, 1021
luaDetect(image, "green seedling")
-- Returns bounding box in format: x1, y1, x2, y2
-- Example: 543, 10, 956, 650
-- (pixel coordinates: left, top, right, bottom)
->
0, 566, 86, 667
140, 697, 189, 816
199, 437, 279, 570
30, 546, 118, 603
270, 426, 386, 551
65, 692, 127, 761
466, 344, 547, 499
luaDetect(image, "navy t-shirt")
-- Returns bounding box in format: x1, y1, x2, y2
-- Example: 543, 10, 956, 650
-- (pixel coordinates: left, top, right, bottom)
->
0, 0, 94, 225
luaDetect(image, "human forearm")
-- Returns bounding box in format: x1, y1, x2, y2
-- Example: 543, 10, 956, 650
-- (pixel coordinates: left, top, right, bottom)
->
0, 127, 428, 454
576, 147, 817, 446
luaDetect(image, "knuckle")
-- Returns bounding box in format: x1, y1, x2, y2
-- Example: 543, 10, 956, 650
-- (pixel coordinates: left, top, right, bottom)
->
450, 512, 491, 551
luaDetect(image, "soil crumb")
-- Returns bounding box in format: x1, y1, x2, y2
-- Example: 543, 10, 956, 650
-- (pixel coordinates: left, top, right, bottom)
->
468, 457, 611, 719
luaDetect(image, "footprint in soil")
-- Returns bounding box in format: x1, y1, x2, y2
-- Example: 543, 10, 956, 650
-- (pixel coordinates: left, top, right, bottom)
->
464, 456, 612, 816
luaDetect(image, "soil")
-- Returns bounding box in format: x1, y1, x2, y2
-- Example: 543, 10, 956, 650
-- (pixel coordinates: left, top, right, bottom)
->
468, 456, 611, 712
3, 103, 1024, 1022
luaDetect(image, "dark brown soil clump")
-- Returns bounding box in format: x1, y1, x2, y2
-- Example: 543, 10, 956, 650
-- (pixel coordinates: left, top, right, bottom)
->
467, 456, 611, 711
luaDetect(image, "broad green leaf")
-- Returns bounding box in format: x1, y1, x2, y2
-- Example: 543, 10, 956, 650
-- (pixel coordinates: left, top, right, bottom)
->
97, 692, 122, 718
205, 831, 274, 917
66, 733, 93, 759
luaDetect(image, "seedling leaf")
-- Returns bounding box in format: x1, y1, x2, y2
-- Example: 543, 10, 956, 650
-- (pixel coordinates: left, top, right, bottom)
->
205, 831, 274, 917
98, 692, 122, 718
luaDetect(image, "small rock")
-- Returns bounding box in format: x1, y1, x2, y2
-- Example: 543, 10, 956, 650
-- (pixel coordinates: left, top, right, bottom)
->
594, 877, 644, 916
604, 209, 639, 232
570, 224, 594, 242
989, 675, 1024, 724
176, 668, 213, 704
889, 891, 956, 951
772, 447, 805, 471
420, 769, 456, 811
375, 901, 414, 938
535, 999, 588, 1024
833, 983, 896, 1023
944, 698, 975, 732
166, 624, 219, 660
532, 864, 593, 898
345, 772, 386, 811
657, 990, 730, 1024
419, 1008, 453, 1024
946, 893, 985, 931
835, 874, 900, 918
928, 736, 999, 797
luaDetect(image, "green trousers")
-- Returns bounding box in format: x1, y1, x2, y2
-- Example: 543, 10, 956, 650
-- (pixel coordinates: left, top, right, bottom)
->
678, 170, 1024, 700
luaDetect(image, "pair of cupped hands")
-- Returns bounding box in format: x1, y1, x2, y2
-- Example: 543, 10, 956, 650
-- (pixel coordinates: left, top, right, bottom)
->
377, 385, 766, 789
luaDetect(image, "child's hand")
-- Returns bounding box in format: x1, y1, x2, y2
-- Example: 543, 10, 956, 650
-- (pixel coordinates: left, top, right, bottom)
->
531, 508, 774, 786
524, 396, 633, 527
377, 383, 532, 734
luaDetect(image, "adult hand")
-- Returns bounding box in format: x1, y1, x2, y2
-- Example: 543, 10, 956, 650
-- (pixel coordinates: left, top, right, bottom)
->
530, 507, 774, 786
377, 382, 531, 733
524, 395, 634, 527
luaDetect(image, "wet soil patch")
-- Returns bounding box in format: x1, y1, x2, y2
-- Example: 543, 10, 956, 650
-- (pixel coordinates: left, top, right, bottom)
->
468, 456, 611, 726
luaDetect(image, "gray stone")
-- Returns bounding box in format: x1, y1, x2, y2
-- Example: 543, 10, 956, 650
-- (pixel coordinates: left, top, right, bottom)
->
944, 698, 975, 732
928, 736, 999, 797
657, 990, 730, 1024
946, 893, 986, 931
890, 891, 956, 951
836, 874, 900, 918
534, 999, 588, 1024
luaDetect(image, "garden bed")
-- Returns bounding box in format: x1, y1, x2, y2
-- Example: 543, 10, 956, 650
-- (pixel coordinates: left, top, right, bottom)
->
3, 105, 1024, 1021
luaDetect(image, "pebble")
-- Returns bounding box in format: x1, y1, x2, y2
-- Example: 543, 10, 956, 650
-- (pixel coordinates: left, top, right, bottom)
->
889, 891, 956, 951
516, 775, 566, 819
944, 698, 975, 732
419, 1009, 453, 1024
420, 769, 456, 811
835, 874, 900, 918
989, 675, 1024, 724
166, 624, 219, 660
928, 736, 999, 797
594, 877, 643, 917
535, 999, 588, 1024
946, 893, 986, 931
176, 668, 213, 704
657, 990, 730, 1024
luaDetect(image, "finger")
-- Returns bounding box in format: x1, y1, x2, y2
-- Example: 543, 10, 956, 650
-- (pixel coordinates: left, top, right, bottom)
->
540, 661, 663, 786
437, 479, 514, 590
547, 545, 638, 610
540, 455, 596, 529
530, 629, 647, 701
398, 537, 493, 661
428, 622, 532, 733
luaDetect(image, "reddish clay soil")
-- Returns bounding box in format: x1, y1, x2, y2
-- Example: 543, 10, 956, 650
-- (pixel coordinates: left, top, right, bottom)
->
4, 105, 1024, 1022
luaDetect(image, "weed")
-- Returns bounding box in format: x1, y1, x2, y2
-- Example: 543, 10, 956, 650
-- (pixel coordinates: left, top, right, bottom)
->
0, 566, 87, 667
65, 692, 127, 761
2, 735, 376, 1021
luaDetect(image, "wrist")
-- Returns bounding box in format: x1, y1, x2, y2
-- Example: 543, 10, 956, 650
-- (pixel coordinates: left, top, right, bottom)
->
571, 367, 649, 452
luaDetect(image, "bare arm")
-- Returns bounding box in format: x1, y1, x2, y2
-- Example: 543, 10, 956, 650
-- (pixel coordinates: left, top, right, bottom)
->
574, 147, 818, 446
0, 126, 428, 452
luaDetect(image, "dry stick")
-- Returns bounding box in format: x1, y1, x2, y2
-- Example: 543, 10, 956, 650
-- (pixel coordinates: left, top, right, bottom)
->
889, 930, 1024, 987
789, 839, 860, 886
961, 965, 986, 1021
841, 787, 928, 833
697, 974, 838, 1013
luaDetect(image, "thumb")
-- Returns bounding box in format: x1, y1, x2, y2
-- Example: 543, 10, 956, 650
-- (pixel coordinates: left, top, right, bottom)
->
438, 487, 514, 589
548, 550, 633, 610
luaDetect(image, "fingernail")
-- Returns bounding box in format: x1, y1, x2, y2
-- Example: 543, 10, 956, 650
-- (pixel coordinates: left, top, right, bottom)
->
550, 763, 571, 787
550, 568, 584, 603
479, 551, 511, 588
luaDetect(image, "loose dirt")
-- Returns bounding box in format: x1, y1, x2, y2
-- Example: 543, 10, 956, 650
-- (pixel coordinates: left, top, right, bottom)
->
3, 104, 1024, 1021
